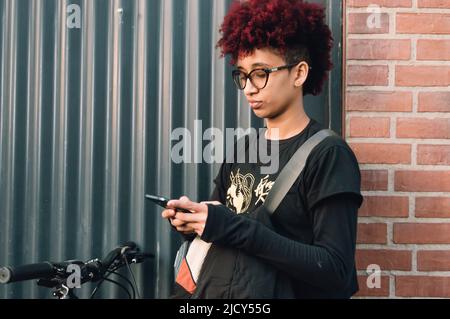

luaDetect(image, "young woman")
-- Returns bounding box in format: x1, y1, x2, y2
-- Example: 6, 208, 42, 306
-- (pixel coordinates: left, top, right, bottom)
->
162, 0, 363, 299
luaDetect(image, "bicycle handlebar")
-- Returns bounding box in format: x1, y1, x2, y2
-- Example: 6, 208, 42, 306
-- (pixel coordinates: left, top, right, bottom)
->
0, 262, 55, 284
0, 241, 152, 285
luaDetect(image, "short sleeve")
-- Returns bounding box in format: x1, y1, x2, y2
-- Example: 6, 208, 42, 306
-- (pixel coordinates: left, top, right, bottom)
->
209, 133, 253, 203
303, 142, 363, 211
209, 162, 232, 204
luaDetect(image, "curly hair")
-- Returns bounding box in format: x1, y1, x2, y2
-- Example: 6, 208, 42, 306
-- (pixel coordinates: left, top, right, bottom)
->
217, 0, 334, 96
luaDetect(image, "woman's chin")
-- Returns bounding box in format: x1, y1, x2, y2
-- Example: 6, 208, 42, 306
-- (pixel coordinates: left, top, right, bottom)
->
252, 109, 268, 119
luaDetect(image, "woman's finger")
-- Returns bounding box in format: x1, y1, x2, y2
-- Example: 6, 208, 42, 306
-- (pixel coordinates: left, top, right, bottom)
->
171, 218, 187, 227
173, 212, 204, 223
161, 209, 176, 219
167, 197, 206, 213
176, 225, 195, 233
201, 201, 221, 206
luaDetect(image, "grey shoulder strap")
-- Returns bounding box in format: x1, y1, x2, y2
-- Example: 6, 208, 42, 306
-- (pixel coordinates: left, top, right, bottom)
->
263, 129, 337, 214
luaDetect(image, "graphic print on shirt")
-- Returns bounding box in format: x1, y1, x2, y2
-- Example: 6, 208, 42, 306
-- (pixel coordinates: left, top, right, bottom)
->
227, 169, 276, 214
226, 169, 255, 214
254, 175, 275, 205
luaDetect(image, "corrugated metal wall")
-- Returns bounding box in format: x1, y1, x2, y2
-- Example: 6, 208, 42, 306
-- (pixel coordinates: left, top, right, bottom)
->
0, 0, 342, 299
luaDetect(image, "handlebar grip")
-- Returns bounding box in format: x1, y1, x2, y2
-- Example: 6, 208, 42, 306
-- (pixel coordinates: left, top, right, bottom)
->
0, 262, 55, 284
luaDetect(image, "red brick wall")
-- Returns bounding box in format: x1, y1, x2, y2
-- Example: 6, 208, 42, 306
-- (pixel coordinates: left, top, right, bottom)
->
345, 0, 450, 298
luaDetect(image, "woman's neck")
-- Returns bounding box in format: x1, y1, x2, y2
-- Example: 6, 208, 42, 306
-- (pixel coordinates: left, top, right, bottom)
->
265, 102, 311, 140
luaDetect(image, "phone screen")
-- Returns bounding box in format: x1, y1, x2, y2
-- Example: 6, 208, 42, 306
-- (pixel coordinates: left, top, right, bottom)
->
145, 194, 192, 214
145, 194, 169, 208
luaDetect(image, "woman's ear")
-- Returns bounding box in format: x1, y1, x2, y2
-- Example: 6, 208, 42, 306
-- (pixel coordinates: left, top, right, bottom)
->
294, 61, 310, 88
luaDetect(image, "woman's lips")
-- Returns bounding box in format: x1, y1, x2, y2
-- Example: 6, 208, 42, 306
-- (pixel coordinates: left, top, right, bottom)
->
249, 101, 263, 109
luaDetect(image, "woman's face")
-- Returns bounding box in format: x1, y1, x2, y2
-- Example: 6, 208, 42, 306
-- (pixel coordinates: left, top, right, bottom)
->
235, 48, 306, 120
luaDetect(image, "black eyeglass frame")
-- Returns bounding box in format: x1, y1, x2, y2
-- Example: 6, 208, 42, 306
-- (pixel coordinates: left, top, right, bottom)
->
232, 62, 304, 90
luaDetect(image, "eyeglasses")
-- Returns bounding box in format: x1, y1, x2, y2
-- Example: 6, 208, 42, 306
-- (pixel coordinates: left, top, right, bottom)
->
232, 62, 300, 91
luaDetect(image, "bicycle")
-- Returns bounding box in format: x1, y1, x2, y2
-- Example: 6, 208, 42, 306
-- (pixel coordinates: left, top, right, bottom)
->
0, 241, 154, 299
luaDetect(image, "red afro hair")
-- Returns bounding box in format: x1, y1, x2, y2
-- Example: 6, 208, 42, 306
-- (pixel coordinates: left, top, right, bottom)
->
217, 0, 334, 96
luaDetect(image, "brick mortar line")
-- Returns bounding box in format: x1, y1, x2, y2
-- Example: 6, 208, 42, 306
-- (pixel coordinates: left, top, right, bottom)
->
345, 113, 351, 140
345, 9, 391, 37
359, 217, 450, 223
353, 297, 396, 300
411, 143, 417, 166
347, 61, 450, 65
391, 10, 396, 36
361, 191, 450, 196
357, 270, 450, 276
412, 37, 417, 62
347, 8, 450, 14
356, 245, 450, 250
347, 86, 450, 91
388, 62, 396, 87
412, 91, 419, 113
388, 297, 448, 299
398, 297, 448, 299
390, 117, 396, 141
412, 246, 417, 272
357, 244, 450, 249
387, 221, 393, 245
356, 271, 450, 277
347, 114, 450, 119
348, 139, 450, 146
388, 168, 394, 192
390, 274, 395, 298
409, 194, 415, 218
358, 165, 450, 171
347, 113, 450, 119
348, 34, 450, 39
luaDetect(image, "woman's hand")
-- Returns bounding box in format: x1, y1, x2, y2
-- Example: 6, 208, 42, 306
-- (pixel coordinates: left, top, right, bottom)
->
161, 196, 220, 237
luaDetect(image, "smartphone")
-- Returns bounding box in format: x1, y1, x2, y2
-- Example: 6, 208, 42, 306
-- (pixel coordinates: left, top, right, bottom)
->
145, 194, 192, 214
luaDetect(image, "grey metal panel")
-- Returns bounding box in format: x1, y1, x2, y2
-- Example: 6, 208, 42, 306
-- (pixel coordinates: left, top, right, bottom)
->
1, 0, 18, 299
155, 0, 173, 299
210, 0, 228, 189
23, 0, 43, 299
103, 0, 122, 298
0, 0, 342, 299
128, 0, 148, 299
50, 0, 68, 266
184, 0, 200, 201
305, 0, 343, 134
328, 0, 344, 135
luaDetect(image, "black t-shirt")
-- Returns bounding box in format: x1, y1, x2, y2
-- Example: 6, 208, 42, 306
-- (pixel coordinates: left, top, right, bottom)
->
205, 119, 363, 298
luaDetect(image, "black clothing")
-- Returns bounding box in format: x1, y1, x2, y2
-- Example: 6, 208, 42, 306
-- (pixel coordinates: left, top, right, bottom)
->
192, 119, 363, 298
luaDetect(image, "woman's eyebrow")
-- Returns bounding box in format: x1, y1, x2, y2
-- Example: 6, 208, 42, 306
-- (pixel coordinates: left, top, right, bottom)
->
237, 62, 271, 70
251, 62, 270, 68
